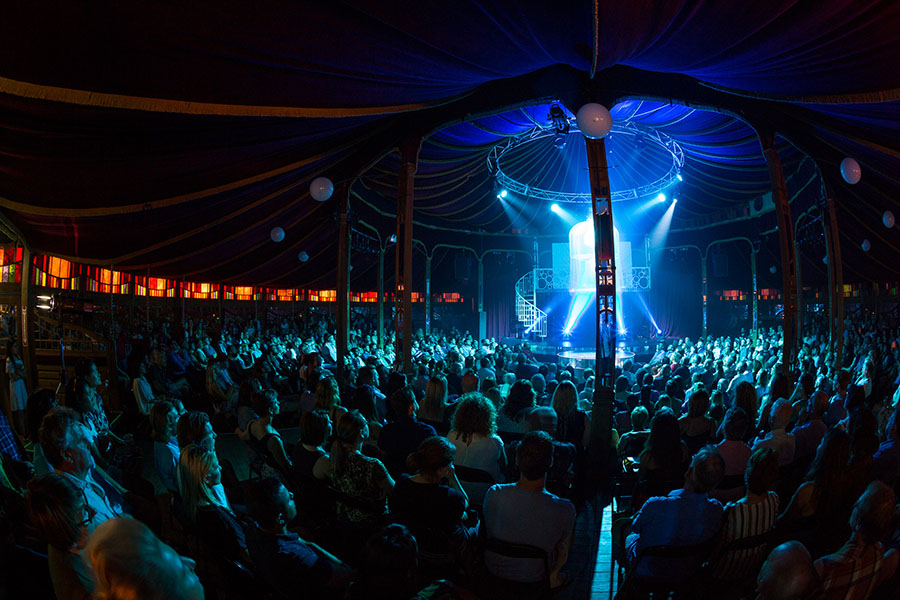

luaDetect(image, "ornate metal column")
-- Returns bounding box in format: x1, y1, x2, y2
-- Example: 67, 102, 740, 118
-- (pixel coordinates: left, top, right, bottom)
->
395, 137, 421, 372
585, 137, 615, 467
701, 251, 709, 338
759, 131, 798, 377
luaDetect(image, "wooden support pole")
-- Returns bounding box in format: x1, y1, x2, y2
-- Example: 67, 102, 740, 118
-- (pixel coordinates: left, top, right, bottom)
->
822, 192, 844, 364
377, 247, 385, 349
760, 132, 798, 378
424, 254, 432, 335
19, 246, 35, 390
395, 137, 420, 373
336, 183, 351, 386
751, 248, 759, 341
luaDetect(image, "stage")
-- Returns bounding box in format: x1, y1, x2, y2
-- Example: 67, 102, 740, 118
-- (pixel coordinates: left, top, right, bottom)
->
557, 348, 636, 368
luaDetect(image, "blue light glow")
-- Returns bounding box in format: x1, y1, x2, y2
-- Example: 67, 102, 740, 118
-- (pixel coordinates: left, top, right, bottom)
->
499, 189, 508, 198
551, 203, 560, 213
657, 193, 666, 202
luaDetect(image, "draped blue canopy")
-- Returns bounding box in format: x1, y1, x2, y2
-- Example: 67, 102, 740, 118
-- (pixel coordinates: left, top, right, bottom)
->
1, 1, 899, 287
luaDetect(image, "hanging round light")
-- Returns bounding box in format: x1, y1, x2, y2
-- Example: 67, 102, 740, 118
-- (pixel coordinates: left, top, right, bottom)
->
883, 210, 895, 228
862, 238, 871, 252
575, 103, 613, 139
310, 177, 334, 202
840, 157, 862, 185
270, 227, 285, 243
298, 251, 309, 262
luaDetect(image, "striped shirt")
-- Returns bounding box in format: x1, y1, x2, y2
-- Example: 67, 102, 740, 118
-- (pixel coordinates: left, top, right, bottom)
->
709, 491, 779, 581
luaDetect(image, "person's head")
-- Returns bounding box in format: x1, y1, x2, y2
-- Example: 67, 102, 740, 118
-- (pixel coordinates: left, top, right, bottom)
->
756, 542, 820, 600
835, 368, 851, 392
300, 409, 332, 447
615, 376, 629, 393
332, 410, 368, 471
685, 445, 724, 493
807, 428, 850, 498
25, 473, 92, 551
421, 375, 448, 420
722, 407, 749, 441
505, 379, 536, 418
551, 380, 578, 421
88, 517, 204, 600
769, 398, 792, 430
248, 477, 296, 531
354, 384, 378, 421
630, 406, 649, 431
516, 431, 554, 482
808, 390, 828, 419
176, 411, 215, 451
530, 373, 545, 396
745, 447, 779, 496
75, 358, 102, 389
461, 371, 479, 394
253, 388, 280, 418
526, 406, 558, 434
358, 365, 378, 387
150, 400, 179, 443
850, 481, 896, 543
406, 436, 455, 478
314, 377, 340, 411
641, 408, 681, 463
389, 386, 417, 420
686, 389, 710, 418
26, 388, 57, 441
354, 524, 419, 600
734, 380, 757, 415
177, 445, 223, 522
450, 393, 496, 441
39, 406, 94, 477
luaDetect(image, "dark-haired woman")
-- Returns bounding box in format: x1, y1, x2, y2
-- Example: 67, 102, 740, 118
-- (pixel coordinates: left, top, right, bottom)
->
632, 409, 690, 511
497, 379, 536, 434
389, 436, 475, 554
236, 389, 292, 481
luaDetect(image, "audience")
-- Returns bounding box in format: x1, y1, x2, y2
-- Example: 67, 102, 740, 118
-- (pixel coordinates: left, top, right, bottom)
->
4, 306, 900, 599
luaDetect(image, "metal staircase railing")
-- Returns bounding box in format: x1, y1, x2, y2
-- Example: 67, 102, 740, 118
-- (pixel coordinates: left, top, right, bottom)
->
515, 271, 547, 338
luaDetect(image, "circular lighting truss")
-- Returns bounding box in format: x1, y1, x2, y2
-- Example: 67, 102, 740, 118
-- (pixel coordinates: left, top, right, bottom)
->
487, 119, 685, 203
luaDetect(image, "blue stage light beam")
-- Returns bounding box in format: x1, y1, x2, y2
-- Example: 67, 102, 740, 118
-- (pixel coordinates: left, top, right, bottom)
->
562, 292, 593, 335
648, 197, 677, 254
551, 202, 579, 226
636, 293, 663, 335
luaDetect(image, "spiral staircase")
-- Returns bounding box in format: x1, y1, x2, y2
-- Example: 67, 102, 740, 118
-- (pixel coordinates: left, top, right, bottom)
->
515, 270, 547, 338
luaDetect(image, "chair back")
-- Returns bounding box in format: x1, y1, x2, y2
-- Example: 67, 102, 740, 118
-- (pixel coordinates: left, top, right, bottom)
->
453, 464, 495, 484
616, 540, 713, 600
483, 537, 551, 600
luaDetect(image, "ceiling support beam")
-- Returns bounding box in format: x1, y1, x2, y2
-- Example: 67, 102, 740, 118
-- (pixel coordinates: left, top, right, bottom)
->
759, 131, 798, 379
335, 182, 351, 387
395, 137, 421, 373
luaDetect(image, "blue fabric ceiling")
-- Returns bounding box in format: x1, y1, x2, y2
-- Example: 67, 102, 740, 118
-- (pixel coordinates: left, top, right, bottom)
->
1, 1, 899, 286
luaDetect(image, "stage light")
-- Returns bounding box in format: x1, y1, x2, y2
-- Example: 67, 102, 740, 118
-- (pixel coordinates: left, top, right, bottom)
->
388, 234, 397, 243
499, 190, 508, 198
657, 193, 666, 202
673, 197, 678, 203
656, 328, 663, 334
676, 172, 683, 182
551, 203, 560, 213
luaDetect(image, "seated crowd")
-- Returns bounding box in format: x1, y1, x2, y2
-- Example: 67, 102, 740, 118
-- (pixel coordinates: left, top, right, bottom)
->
0, 308, 899, 599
